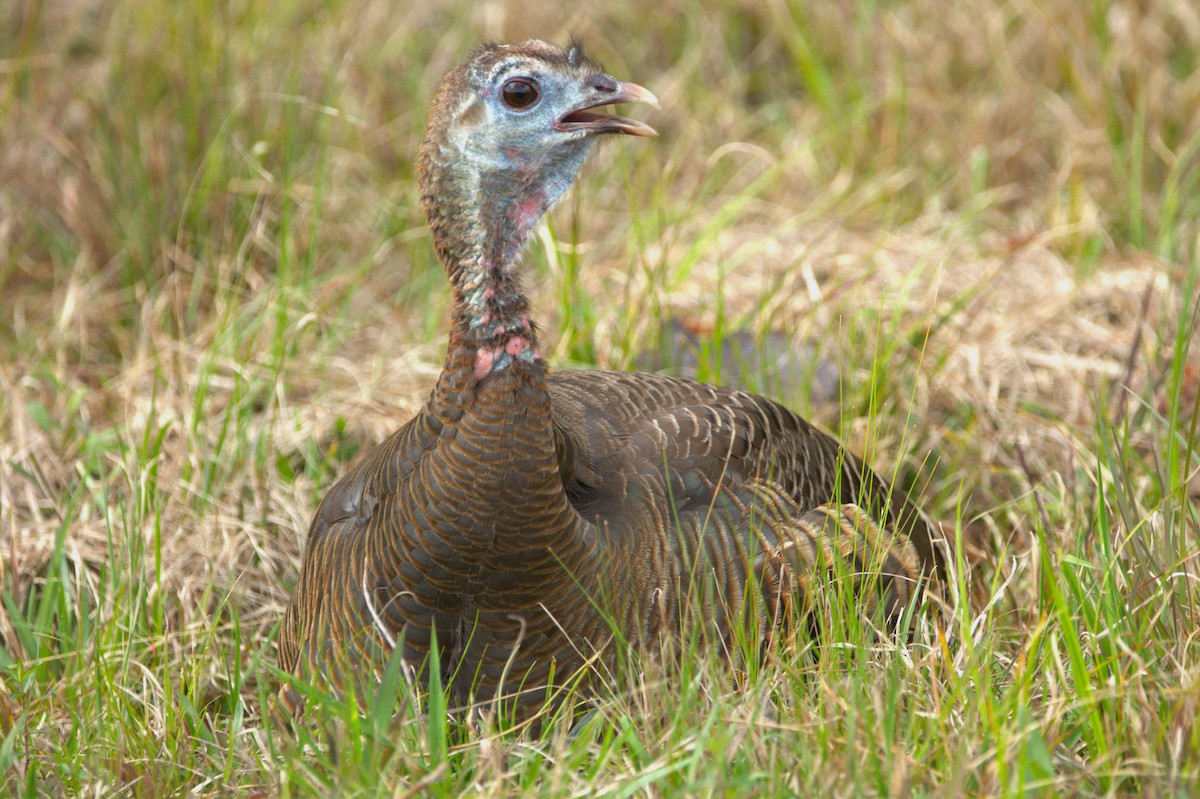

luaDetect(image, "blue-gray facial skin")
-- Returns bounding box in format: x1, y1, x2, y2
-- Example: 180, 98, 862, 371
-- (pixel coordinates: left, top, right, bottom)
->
419, 40, 657, 377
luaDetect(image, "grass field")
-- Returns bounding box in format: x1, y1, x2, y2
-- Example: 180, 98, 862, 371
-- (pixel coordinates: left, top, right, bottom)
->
2, 0, 1199, 795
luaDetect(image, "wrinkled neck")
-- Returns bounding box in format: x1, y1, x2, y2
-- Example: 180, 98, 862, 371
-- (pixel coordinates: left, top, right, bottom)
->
421, 142, 593, 351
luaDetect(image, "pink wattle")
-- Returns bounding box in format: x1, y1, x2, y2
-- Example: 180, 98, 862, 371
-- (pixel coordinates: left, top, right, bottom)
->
473, 335, 535, 380
512, 195, 546, 230
505, 336, 530, 356
473, 348, 496, 379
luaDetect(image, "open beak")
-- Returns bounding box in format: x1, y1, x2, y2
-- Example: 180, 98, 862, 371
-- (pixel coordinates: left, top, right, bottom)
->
556, 80, 659, 138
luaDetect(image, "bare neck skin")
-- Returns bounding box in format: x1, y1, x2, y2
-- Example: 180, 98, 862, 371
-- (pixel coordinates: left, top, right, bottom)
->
420, 140, 593, 381
414, 40, 657, 385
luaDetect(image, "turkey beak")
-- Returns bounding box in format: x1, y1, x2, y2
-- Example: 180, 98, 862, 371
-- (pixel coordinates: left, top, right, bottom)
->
557, 79, 659, 138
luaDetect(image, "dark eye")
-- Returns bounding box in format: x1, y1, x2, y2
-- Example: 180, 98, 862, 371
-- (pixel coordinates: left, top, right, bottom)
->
501, 78, 540, 110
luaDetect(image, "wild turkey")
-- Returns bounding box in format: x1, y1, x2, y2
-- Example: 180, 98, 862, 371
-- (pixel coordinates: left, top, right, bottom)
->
278, 40, 945, 719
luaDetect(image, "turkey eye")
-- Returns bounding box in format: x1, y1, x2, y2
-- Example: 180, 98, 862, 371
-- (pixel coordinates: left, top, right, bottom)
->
501, 79, 539, 110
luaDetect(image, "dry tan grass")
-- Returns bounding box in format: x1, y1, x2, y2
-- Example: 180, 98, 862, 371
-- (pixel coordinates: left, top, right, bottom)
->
2, 215, 1184, 646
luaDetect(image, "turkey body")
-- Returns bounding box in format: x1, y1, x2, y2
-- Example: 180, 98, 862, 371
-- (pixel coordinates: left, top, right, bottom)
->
278, 40, 941, 719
